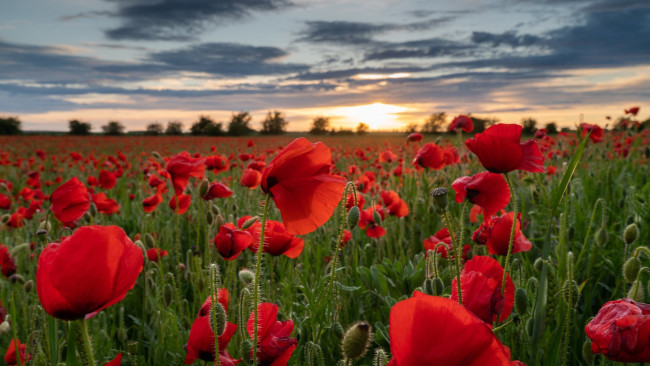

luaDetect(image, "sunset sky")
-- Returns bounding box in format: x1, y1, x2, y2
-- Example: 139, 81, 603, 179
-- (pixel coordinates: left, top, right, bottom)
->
1, 0, 648, 132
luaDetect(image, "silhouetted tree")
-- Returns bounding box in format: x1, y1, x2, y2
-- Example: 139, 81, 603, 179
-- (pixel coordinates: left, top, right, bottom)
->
471, 116, 498, 133
521, 117, 537, 135
356, 122, 370, 135
0, 116, 21, 135
404, 122, 419, 134
102, 121, 125, 135
228, 112, 254, 136
422, 112, 446, 134
145, 122, 163, 135
330, 127, 354, 136
165, 121, 184, 135
545, 122, 558, 134
190, 115, 224, 136
260, 111, 288, 135
309, 117, 330, 135
69, 119, 92, 135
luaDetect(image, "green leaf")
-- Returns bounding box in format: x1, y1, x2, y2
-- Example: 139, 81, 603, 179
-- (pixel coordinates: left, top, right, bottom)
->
549, 134, 590, 217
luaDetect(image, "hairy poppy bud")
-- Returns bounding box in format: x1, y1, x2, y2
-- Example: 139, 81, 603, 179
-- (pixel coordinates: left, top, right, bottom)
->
0, 214, 10, 224
9, 274, 24, 284
372, 210, 382, 225
206, 211, 214, 225
89, 202, 98, 217
341, 322, 372, 361
215, 214, 225, 228
347, 206, 360, 230
624, 223, 639, 245
534, 257, 543, 272
595, 228, 608, 247
515, 288, 528, 315
24, 280, 34, 293
238, 269, 254, 284
423, 278, 435, 295
431, 187, 449, 210
562, 280, 579, 307
210, 204, 221, 216
627, 280, 645, 302
241, 339, 253, 356
432, 278, 444, 296
374, 348, 388, 366
199, 179, 209, 197
623, 256, 641, 283
152, 151, 161, 159
240, 216, 258, 230
210, 302, 227, 336
143, 233, 155, 249
163, 283, 174, 306
582, 340, 594, 366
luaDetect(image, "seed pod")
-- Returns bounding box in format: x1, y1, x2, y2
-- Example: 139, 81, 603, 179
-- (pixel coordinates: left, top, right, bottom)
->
595, 228, 608, 247
624, 223, 639, 245
238, 269, 255, 284
562, 280, 579, 307
143, 233, 155, 249
582, 340, 594, 366
623, 256, 641, 283
24, 280, 34, 293
347, 206, 360, 230
515, 288, 528, 315
241, 216, 258, 230
199, 179, 209, 197
431, 187, 449, 210
341, 322, 372, 361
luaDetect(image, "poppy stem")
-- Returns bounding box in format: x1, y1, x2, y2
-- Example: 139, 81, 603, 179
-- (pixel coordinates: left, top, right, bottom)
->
497, 173, 517, 324
210, 264, 221, 366
442, 209, 462, 305
78, 318, 97, 366
252, 194, 272, 366
327, 182, 355, 318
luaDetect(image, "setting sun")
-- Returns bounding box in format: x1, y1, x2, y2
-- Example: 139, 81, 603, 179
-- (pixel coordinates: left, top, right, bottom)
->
330, 102, 410, 130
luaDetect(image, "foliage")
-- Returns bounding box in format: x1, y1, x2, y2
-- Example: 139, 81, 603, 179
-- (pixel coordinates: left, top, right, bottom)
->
228, 112, 255, 136
102, 121, 125, 135
356, 122, 370, 135
545, 122, 558, 134
309, 117, 330, 135
190, 115, 224, 136
470, 116, 499, 133
145, 123, 164, 136
0, 116, 22, 135
404, 122, 419, 134
165, 121, 184, 135
521, 117, 538, 135
69, 119, 92, 135
421, 112, 446, 134
260, 111, 288, 135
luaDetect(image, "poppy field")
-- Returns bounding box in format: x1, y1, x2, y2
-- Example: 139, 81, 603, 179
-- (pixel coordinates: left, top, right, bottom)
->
0, 116, 649, 366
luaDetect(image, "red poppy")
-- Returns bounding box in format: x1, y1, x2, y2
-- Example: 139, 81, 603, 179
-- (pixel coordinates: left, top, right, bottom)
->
92, 192, 120, 215
406, 132, 423, 142
580, 123, 603, 143
451, 256, 514, 324
586, 298, 650, 362
185, 315, 238, 365
473, 212, 532, 256
146, 248, 168, 262
625, 106, 640, 116
260, 138, 347, 235
379, 150, 397, 163
380, 190, 409, 218
452, 172, 510, 218
213, 223, 254, 260
0, 245, 16, 278
104, 353, 122, 366
167, 152, 206, 195
242, 217, 304, 258
36, 225, 143, 320
4, 339, 31, 366
388, 291, 516, 365
202, 182, 233, 200
449, 115, 473, 133
241, 168, 262, 189
469, 204, 482, 223
99, 169, 117, 190
359, 205, 386, 238
246, 303, 297, 366
143, 194, 163, 213
412, 143, 446, 170
465, 124, 544, 174
50, 177, 90, 225
422, 228, 469, 260
205, 155, 229, 173
198, 289, 230, 315
169, 194, 191, 215
0, 194, 10, 210
6, 212, 24, 229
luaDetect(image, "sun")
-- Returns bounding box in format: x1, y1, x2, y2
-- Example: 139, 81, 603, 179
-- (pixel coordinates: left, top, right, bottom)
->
332, 102, 410, 130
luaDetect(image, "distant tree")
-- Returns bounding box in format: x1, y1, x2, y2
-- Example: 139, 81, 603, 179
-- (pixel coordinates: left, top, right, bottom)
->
190, 115, 223, 136
69, 119, 92, 135
0, 116, 22, 135
309, 117, 330, 135
102, 121, 125, 135
560, 127, 572, 133
330, 127, 354, 136
471, 116, 498, 133
260, 111, 288, 135
145, 122, 164, 136
356, 122, 370, 135
545, 122, 558, 134
422, 112, 446, 134
521, 118, 537, 135
404, 122, 419, 134
165, 121, 184, 135
228, 112, 254, 136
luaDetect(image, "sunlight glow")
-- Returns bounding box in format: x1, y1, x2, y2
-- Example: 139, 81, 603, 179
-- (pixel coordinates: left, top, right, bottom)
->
329, 102, 410, 130
354, 73, 411, 80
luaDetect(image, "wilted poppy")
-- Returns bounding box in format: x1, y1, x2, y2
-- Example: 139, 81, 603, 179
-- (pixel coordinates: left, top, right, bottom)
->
465, 124, 544, 174
586, 298, 650, 362
261, 138, 347, 235
473, 212, 532, 256
36, 225, 143, 320
50, 177, 90, 225
451, 256, 514, 324
449, 115, 473, 133
246, 303, 297, 365
452, 172, 510, 218
388, 291, 518, 365
412, 143, 446, 170
213, 223, 254, 260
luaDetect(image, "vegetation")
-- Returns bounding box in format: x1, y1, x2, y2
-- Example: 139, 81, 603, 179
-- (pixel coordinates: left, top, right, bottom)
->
69, 119, 92, 135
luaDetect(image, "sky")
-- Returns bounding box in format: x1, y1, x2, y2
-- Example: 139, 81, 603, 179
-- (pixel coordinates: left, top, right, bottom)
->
1, 0, 649, 132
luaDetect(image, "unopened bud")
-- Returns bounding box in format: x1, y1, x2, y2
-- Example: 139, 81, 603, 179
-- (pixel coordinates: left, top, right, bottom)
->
372, 210, 382, 225
9, 274, 24, 284
432, 278, 444, 295
144, 233, 155, 249
163, 284, 174, 306
562, 280, 579, 306
341, 322, 372, 361
206, 211, 215, 225
178, 263, 186, 272
1, 214, 10, 224
627, 280, 645, 302
582, 340, 594, 366
534, 257, 543, 272
595, 228, 608, 247
423, 278, 435, 295
332, 322, 344, 338
210, 204, 221, 216
624, 223, 639, 245
38, 220, 51, 232
24, 280, 34, 293
210, 303, 227, 336
238, 269, 254, 284
89, 203, 98, 216
199, 179, 209, 197
241, 339, 253, 356
374, 348, 388, 366
240, 216, 258, 230
215, 214, 225, 228
515, 288, 528, 315
347, 206, 360, 230
431, 187, 449, 210
623, 256, 641, 283
152, 151, 161, 159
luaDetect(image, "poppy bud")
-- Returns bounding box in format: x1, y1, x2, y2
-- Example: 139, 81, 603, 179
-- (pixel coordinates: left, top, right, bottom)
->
0, 320, 10, 335
582, 340, 594, 366
627, 280, 645, 301
143, 233, 155, 249
9, 243, 29, 257
372, 210, 382, 225
347, 206, 360, 229
89, 203, 98, 217
210, 204, 221, 216
624, 223, 639, 245
423, 278, 435, 295
134, 240, 146, 253
431, 187, 448, 210
534, 257, 543, 272
238, 268, 254, 284
24, 280, 34, 293
241, 339, 253, 356
595, 228, 608, 247
562, 280, 579, 307
526, 318, 534, 337
178, 263, 186, 272
199, 179, 209, 197
210, 302, 227, 336
163, 283, 174, 306
152, 151, 161, 159
215, 214, 225, 228
240, 216, 258, 230
515, 288, 528, 315
623, 256, 641, 283
341, 322, 372, 361
332, 321, 344, 338
374, 348, 388, 366
10, 274, 24, 284
1, 214, 10, 224
39, 220, 51, 232
432, 278, 444, 295
206, 211, 214, 225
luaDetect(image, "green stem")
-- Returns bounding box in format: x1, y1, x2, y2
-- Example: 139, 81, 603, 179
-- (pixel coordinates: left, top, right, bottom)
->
252, 194, 272, 365
442, 209, 462, 305
326, 182, 354, 317
10, 290, 23, 366
496, 173, 518, 324
79, 318, 97, 366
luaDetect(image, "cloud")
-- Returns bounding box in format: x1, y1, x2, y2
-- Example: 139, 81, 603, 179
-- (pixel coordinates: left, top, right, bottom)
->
363, 38, 474, 61
471, 31, 542, 47
105, 0, 292, 41
58, 11, 115, 22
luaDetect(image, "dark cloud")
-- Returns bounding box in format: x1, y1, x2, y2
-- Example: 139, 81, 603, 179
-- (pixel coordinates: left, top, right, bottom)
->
363, 38, 474, 61
105, 0, 292, 41
292, 66, 428, 81
471, 31, 542, 47
58, 10, 115, 21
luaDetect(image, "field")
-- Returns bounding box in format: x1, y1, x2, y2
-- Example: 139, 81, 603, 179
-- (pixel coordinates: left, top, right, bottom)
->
0, 125, 649, 366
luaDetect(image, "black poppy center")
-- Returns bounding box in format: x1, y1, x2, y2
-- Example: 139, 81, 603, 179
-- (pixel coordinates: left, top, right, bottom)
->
466, 188, 480, 202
